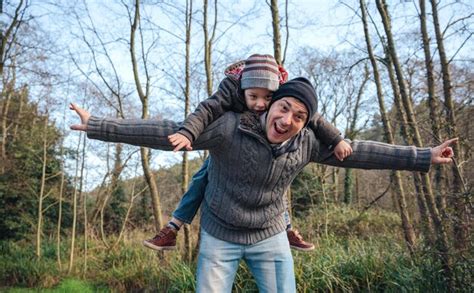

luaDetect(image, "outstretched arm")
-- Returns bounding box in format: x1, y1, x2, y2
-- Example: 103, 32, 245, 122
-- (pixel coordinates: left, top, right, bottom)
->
70, 103, 227, 151
313, 138, 457, 172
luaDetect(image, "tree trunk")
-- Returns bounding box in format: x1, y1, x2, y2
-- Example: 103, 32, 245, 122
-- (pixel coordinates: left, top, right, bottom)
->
80, 135, 87, 276
376, 0, 452, 286
68, 133, 85, 274
343, 65, 368, 204
430, 0, 468, 251
384, 47, 435, 244
182, 0, 193, 262
419, 0, 446, 216
36, 117, 49, 258
56, 143, 65, 269
360, 0, 415, 250
130, 0, 162, 232
270, 0, 282, 64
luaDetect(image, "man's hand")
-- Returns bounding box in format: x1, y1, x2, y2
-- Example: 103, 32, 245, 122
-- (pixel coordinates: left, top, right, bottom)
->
69, 103, 90, 132
168, 133, 193, 152
334, 140, 353, 161
431, 138, 458, 164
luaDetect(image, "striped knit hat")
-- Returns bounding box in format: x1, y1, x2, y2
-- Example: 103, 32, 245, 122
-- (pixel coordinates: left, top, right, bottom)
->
240, 54, 280, 91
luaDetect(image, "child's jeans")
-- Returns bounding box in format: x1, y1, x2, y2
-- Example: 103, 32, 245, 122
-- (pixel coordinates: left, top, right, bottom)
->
172, 158, 209, 224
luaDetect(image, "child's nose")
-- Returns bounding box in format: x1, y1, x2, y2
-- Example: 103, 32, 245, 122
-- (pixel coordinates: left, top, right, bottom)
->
256, 100, 266, 108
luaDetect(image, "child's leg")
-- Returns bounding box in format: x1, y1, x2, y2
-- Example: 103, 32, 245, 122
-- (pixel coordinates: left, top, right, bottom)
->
284, 191, 315, 252
171, 157, 209, 225
143, 158, 210, 251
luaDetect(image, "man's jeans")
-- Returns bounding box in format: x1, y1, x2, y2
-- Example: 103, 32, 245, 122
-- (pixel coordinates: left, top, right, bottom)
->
172, 158, 209, 223
197, 229, 296, 293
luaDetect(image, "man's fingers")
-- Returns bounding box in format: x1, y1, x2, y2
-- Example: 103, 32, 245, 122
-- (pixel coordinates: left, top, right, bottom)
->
442, 138, 458, 148
70, 124, 86, 131
169, 138, 179, 146
437, 157, 453, 164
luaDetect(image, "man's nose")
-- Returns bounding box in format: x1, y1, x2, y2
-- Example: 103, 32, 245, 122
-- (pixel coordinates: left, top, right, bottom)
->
281, 113, 292, 125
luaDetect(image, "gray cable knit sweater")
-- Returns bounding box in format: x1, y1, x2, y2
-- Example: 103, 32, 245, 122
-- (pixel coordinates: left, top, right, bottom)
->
87, 111, 431, 244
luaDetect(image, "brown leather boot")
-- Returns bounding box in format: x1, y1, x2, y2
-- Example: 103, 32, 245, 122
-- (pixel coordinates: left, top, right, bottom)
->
143, 226, 177, 251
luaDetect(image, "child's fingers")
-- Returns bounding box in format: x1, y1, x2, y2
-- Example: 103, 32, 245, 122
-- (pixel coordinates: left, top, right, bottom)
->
173, 142, 185, 152
334, 150, 343, 161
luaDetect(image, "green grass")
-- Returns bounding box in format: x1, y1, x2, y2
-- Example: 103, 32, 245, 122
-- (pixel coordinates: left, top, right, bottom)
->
1, 205, 470, 292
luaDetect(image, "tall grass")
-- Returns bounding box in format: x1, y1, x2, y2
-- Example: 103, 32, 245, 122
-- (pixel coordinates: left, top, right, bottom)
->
1, 205, 469, 292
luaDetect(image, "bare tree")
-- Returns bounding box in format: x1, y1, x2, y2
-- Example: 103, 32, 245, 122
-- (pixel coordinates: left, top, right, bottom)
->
129, 0, 163, 231
68, 133, 86, 274
343, 65, 369, 204
269, 0, 282, 64
1, 0, 29, 174
376, 0, 453, 287
360, 0, 416, 250
429, 0, 469, 251
182, 0, 193, 262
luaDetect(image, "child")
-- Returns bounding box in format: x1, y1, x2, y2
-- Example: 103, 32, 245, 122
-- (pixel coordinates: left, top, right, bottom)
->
143, 54, 352, 252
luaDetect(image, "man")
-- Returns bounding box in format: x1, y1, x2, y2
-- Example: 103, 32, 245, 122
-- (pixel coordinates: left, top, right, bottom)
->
70, 77, 456, 292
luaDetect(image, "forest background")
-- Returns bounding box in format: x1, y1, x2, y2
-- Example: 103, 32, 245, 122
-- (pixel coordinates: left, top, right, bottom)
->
1, 0, 472, 292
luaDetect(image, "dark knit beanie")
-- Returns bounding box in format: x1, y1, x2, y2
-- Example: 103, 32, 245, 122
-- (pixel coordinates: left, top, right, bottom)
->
241, 54, 280, 91
270, 77, 317, 126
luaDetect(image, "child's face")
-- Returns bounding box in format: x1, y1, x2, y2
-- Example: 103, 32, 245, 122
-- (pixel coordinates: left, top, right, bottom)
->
244, 88, 273, 115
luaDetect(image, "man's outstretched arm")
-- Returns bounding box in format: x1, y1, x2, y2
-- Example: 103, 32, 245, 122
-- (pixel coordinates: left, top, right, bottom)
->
313, 138, 457, 172
69, 103, 223, 151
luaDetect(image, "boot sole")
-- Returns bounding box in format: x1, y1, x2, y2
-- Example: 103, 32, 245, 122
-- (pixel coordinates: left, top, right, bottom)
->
290, 245, 315, 252
143, 240, 176, 251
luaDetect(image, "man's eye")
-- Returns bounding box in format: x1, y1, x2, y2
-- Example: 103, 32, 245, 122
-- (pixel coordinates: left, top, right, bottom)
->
266, 96, 272, 101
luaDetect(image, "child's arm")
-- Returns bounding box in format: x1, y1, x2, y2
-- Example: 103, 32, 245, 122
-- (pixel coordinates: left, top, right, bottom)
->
308, 113, 353, 161
171, 77, 245, 151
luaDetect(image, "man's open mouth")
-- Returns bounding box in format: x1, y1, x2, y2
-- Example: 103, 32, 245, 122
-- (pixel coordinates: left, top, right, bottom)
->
274, 123, 288, 134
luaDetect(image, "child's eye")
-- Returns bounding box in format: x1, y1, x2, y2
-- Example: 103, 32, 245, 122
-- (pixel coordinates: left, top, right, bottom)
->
265, 96, 272, 101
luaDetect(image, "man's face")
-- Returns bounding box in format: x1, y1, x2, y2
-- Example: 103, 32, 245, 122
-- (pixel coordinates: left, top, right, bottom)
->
265, 97, 308, 144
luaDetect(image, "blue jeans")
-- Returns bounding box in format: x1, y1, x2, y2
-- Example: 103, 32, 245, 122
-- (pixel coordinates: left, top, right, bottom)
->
196, 229, 296, 293
172, 158, 209, 224
172, 157, 292, 227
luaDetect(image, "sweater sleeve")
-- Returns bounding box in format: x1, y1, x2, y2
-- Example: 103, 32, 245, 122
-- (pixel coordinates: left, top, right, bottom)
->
311, 139, 432, 172
307, 113, 343, 149
86, 114, 228, 151
177, 77, 246, 142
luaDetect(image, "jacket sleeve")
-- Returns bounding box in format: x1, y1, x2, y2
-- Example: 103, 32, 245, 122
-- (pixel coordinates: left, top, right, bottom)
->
307, 113, 343, 149
311, 139, 432, 173
177, 77, 246, 142
86, 114, 228, 151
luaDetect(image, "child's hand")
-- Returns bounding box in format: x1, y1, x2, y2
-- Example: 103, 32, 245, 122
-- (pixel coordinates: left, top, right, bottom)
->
334, 140, 353, 161
168, 133, 193, 152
